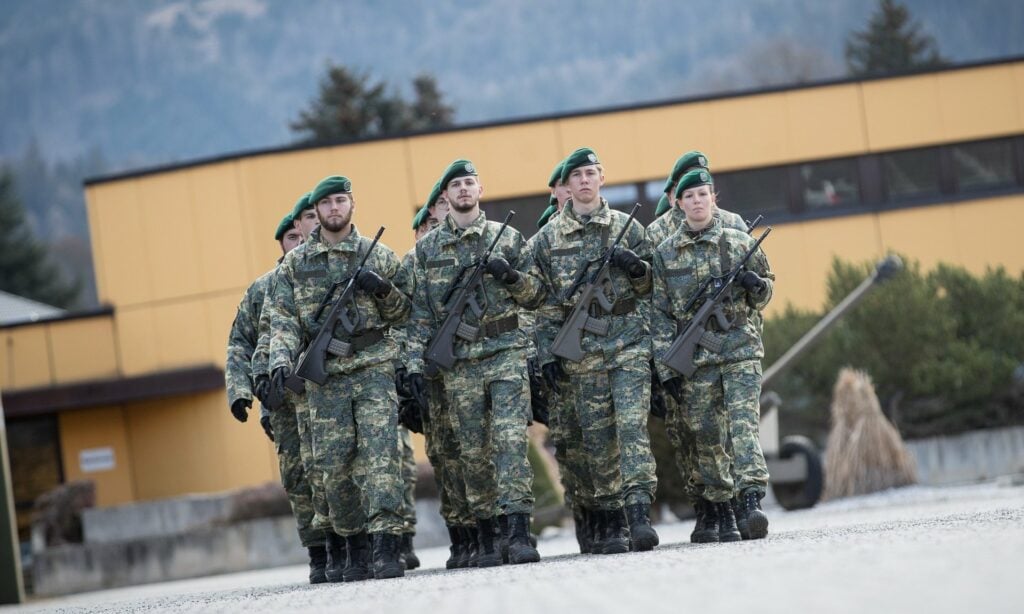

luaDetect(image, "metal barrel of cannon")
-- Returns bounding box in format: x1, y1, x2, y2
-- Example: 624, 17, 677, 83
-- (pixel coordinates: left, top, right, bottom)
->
760, 255, 903, 510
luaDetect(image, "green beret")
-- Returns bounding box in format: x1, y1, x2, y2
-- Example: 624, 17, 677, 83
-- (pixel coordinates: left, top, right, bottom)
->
438, 159, 477, 190
655, 194, 672, 217
663, 151, 710, 194
289, 191, 312, 221
413, 179, 444, 230
548, 160, 565, 188
412, 204, 430, 230
537, 196, 558, 228
674, 168, 714, 199
274, 212, 295, 241
560, 147, 600, 183
309, 175, 353, 206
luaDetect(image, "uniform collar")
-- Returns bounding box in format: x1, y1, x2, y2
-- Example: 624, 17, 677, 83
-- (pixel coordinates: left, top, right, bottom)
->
440, 210, 488, 246
307, 224, 362, 255
676, 216, 722, 249
557, 198, 612, 237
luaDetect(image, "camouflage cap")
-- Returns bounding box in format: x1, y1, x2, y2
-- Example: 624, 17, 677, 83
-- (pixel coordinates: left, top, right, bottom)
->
309, 175, 353, 206
537, 196, 558, 228
439, 159, 477, 190
274, 212, 295, 241
560, 147, 600, 184
674, 168, 714, 199
663, 150, 710, 194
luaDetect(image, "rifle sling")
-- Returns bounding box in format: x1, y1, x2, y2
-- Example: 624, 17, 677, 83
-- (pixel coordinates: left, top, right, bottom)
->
562, 296, 636, 319
326, 328, 386, 358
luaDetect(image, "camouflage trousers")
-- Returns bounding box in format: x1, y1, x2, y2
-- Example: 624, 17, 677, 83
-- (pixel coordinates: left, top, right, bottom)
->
398, 426, 418, 533
554, 360, 657, 510
661, 391, 700, 501
422, 377, 473, 526
269, 397, 326, 547
288, 391, 330, 532
545, 389, 583, 510
306, 361, 405, 536
444, 348, 534, 519
676, 360, 769, 502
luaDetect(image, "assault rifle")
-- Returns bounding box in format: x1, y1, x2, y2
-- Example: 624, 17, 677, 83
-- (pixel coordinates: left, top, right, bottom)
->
659, 226, 772, 377
291, 226, 385, 387
425, 211, 515, 370
550, 203, 641, 362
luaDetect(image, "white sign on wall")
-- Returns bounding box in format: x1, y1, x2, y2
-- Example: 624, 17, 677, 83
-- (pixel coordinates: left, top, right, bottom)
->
79, 447, 115, 473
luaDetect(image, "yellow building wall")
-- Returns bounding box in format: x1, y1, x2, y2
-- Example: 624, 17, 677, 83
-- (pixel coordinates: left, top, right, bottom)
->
58, 406, 136, 507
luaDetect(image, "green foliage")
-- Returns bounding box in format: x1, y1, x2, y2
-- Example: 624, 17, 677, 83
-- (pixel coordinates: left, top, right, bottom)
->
0, 169, 81, 308
290, 64, 454, 143
764, 256, 1024, 441
845, 0, 948, 77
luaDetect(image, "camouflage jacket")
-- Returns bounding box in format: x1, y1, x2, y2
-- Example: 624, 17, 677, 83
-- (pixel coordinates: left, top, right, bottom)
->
530, 198, 652, 373
225, 268, 275, 405
651, 217, 774, 382
646, 205, 748, 252
406, 211, 545, 374
268, 225, 410, 376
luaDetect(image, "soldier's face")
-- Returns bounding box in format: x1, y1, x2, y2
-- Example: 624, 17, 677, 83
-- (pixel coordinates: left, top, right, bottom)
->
316, 192, 354, 233
551, 180, 572, 210
446, 176, 483, 213
680, 185, 715, 227
432, 193, 450, 220
280, 228, 304, 253
567, 165, 604, 205
294, 208, 319, 238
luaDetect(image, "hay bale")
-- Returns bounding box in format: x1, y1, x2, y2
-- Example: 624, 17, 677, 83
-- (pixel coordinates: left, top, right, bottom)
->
823, 368, 917, 500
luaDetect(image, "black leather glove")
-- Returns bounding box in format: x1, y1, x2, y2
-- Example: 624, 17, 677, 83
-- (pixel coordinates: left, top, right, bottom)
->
355, 270, 392, 298
528, 359, 549, 426
407, 372, 430, 418
260, 415, 275, 442
650, 373, 667, 420
253, 375, 270, 405
611, 247, 646, 278
268, 366, 291, 411
230, 398, 251, 423
394, 367, 411, 399
542, 361, 566, 396
485, 257, 520, 285
663, 377, 685, 404
739, 270, 767, 294
398, 398, 424, 434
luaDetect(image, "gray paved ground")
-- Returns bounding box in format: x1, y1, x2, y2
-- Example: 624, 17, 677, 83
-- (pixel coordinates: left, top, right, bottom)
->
8, 479, 1024, 613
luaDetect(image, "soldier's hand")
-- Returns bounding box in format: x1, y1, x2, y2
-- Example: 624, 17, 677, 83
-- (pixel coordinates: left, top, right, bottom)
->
650, 375, 668, 420
739, 270, 767, 295
407, 372, 430, 416
394, 367, 411, 398
485, 257, 520, 285
542, 361, 566, 395
253, 375, 271, 405
269, 367, 291, 410
663, 377, 685, 404
528, 358, 549, 426
611, 247, 646, 278
260, 415, 275, 442
398, 398, 424, 434
355, 270, 392, 298
230, 399, 251, 423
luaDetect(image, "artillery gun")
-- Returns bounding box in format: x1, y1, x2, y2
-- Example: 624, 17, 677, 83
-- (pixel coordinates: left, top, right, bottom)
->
760, 255, 903, 509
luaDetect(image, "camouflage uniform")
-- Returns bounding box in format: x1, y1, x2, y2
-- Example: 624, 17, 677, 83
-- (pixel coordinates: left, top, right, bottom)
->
226, 268, 324, 547
531, 198, 657, 510
268, 225, 409, 536
647, 205, 748, 251
651, 217, 773, 502
398, 426, 417, 532
406, 212, 544, 520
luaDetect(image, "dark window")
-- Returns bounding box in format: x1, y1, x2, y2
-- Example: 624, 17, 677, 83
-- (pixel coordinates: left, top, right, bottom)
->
883, 148, 941, 202
602, 183, 640, 210
714, 166, 791, 217
484, 194, 548, 239
952, 139, 1016, 192
644, 180, 665, 203
798, 158, 861, 209
7, 416, 63, 542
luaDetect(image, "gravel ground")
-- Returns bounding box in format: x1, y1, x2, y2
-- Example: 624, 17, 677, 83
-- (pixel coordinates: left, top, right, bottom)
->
8, 479, 1024, 614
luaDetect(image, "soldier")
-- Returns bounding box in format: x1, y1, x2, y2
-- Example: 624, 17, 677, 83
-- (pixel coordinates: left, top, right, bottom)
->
651, 168, 773, 543
406, 159, 545, 567
267, 175, 410, 581
531, 148, 659, 554
225, 206, 327, 584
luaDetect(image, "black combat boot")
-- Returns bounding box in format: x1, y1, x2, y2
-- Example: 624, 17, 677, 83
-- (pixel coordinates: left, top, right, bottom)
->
445, 526, 463, 569
625, 503, 659, 552
507, 513, 541, 564
308, 544, 328, 584
475, 517, 503, 568
498, 514, 511, 564
595, 509, 630, 555
400, 533, 420, 570
342, 532, 372, 582
573, 506, 592, 554
739, 489, 769, 540
371, 532, 405, 579
324, 532, 346, 582
716, 501, 742, 543
462, 526, 479, 568
691, 499, 718, 544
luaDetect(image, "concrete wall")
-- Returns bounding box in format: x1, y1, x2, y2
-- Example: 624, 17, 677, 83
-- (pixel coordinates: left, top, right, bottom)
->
907, 426, 1024, 486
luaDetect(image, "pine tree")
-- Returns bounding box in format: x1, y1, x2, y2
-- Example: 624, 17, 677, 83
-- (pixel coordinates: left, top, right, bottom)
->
0, 169, 81, 309
290, 64, 455, 143
845, 0, 948, 77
